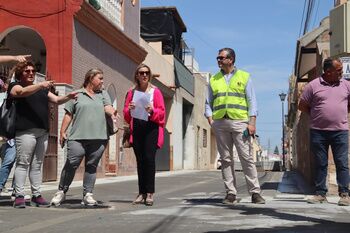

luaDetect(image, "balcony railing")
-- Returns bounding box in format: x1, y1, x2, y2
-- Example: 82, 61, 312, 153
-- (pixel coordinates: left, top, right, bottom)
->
87, 0, 123, 30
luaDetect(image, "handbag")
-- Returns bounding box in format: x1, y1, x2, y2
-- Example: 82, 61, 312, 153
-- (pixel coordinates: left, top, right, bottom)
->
0, 96, 16, 139
122, 89, 135, 148
122, 126, 131, 148
106, 114, 118, 136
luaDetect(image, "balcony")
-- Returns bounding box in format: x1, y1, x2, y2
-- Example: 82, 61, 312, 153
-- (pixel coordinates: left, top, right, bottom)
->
87, 0, 123, 30
174, 56, 194, 96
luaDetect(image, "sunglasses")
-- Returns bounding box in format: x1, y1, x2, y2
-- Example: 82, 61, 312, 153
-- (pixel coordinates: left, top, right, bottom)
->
138, 71, 150, 76
216, 56, 228, 61
24, 69, 36, 74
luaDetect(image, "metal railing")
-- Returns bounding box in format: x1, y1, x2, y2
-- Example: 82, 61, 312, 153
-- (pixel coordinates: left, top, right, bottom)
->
87, 0, 123, 30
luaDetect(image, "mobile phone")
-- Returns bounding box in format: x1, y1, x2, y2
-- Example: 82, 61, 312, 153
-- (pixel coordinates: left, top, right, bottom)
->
61, 138, 66, 148
243, 129, 250, 138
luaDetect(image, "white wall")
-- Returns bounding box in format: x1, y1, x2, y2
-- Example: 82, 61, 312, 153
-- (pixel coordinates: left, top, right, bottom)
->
172, 92, 183, 170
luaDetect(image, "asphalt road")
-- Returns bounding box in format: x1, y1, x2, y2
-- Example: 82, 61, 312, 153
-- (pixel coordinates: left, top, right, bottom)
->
1, 170, 350, 233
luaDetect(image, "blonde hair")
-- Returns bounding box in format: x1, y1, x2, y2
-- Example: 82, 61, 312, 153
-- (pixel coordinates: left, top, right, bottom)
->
133, 64, 153, 87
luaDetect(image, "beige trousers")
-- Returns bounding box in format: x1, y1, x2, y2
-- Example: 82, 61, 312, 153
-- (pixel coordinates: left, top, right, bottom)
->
212, 119, 261, 195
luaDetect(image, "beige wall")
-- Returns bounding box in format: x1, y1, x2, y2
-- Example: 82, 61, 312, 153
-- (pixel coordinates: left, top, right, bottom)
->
194, 73, 214, 169
141, 40, 175, 87
122, 0, 140, 43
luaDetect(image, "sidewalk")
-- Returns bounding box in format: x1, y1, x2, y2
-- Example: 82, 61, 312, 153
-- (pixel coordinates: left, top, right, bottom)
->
275, 170, 342, 204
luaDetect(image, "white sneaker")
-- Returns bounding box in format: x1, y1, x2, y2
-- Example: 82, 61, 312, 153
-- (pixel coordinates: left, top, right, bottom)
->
82, 193, 97, 206
50, 190, 66, 206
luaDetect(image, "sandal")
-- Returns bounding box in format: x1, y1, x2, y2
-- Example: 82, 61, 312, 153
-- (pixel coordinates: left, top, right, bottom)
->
132, 194, 145, 205
145, 193, 154, 206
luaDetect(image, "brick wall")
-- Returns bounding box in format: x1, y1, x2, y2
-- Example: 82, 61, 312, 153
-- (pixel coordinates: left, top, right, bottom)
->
71, 19, 140, 178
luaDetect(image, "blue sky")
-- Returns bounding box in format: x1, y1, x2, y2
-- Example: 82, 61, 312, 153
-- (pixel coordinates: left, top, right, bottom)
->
141, 0, 334, 153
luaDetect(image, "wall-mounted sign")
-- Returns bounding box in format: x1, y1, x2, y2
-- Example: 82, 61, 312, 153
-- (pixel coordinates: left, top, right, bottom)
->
340, 57, 350, 80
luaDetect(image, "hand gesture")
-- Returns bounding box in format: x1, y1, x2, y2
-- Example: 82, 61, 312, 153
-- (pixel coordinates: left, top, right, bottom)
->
247, 124, 256, 136
145, 104, 153, 114
15, 55, 31, 62
40, 80, 54, 89
60, 132, 67, 148
129, 101, 135, 110
67, 91, 78, 100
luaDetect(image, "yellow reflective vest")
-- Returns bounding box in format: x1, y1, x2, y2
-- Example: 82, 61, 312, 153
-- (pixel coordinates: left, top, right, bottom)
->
210, 70, 249, 120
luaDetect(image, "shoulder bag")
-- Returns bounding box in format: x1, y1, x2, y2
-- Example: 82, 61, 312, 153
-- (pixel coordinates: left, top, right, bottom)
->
0, 95, 16, 139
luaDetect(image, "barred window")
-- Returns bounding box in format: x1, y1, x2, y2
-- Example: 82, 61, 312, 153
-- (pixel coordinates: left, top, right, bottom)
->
203, 129, 207, 148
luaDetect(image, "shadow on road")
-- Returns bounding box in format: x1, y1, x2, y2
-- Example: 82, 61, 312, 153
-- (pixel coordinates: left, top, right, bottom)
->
51, 199, 110, 209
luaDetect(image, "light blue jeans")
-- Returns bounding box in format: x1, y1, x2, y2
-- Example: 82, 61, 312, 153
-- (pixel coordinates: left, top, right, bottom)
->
0, 142, 16, 190
14, 128, 48, 197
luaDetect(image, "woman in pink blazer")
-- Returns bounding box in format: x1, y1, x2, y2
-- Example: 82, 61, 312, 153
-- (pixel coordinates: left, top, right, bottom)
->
123, 64, 165, 206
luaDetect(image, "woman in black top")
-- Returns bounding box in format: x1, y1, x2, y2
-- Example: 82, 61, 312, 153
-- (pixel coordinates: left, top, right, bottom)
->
8, 61, 76, 208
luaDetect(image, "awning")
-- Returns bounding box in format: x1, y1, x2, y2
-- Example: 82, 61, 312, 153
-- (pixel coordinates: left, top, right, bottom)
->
294, 17, 329, 82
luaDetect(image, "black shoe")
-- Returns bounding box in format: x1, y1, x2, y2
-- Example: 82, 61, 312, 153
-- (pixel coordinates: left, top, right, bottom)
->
222, 193, 237, 205
251, 193, 265, 204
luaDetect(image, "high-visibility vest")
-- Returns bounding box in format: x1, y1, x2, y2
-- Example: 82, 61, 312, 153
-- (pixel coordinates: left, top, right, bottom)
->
210, 70, 249, 120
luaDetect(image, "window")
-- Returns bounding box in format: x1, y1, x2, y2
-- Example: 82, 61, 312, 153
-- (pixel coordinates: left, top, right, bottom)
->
203, 129, 207, 148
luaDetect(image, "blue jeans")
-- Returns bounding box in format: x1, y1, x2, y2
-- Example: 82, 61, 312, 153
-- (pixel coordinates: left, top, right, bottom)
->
0, 142, 16, 190
310, 129, 349, 195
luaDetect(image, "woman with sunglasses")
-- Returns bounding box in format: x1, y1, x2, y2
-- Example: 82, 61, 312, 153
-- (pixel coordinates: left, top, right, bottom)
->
123, 64, 165, 206
8, 61, 77, 208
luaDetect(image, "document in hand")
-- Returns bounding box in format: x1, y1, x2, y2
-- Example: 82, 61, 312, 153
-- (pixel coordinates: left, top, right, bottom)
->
131, 90, 151, 121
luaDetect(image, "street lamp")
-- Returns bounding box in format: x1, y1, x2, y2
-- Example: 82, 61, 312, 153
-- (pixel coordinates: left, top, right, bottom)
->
279, 92, 287, 171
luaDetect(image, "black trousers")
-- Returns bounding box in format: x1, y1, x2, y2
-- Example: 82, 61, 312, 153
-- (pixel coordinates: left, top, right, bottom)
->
132, 119, 159, 194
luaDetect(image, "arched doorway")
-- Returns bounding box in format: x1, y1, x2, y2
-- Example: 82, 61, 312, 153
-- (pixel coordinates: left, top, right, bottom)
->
0, 27, 46, 75
0, 27, 58, 182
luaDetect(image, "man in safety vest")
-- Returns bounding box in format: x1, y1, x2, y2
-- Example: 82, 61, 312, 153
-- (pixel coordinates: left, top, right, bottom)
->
205, 48, 265, 204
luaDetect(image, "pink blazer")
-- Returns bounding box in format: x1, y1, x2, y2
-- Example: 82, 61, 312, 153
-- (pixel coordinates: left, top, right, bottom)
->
123, 87, 166, 148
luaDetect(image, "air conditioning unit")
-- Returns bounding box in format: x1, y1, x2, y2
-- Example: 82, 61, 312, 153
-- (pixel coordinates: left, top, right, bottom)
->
330, 2, 350, 57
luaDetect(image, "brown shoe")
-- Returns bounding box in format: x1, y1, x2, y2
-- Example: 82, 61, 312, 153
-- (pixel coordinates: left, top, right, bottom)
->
145, 193, 153, 206
338, 193, 350, 206
132, 194, 145, 205
307, 195, 328, 204
222, 193, 237, 205
252, 193, 265, 204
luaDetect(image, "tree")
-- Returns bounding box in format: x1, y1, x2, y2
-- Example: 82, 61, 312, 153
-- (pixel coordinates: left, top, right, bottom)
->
274, 146, 279, 155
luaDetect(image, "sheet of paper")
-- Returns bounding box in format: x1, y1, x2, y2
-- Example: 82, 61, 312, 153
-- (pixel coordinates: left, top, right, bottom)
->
130, 90, 151, 121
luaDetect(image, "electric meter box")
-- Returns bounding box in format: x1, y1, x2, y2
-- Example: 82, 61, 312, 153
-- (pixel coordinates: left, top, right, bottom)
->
330, 2, 350, 57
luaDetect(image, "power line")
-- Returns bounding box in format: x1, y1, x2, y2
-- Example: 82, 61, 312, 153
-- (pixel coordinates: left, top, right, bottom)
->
311, 0, 320, 29
303, 0, 316, 35
299, 0, 308, 37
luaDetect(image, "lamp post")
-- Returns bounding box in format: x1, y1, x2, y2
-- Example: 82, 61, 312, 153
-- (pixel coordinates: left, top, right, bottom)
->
279, 92, 287, 171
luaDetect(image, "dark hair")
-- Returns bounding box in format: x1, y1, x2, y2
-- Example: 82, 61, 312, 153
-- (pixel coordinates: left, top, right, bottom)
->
82, 68, 103, 88
13, 61, 35, 81
134, 63, 153, 86
219, 48, 236, 62
323, 58, 341, 72
0, 74, 7, 83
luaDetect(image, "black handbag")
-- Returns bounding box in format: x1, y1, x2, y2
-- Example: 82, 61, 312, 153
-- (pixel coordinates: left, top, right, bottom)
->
122, 126, 131, 148
0, 96, 16, 139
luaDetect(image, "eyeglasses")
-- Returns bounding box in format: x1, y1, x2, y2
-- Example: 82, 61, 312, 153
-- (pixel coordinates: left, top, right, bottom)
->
138, 71, 150, 76
24, 69, 36, 74
216, 56, 228, 61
